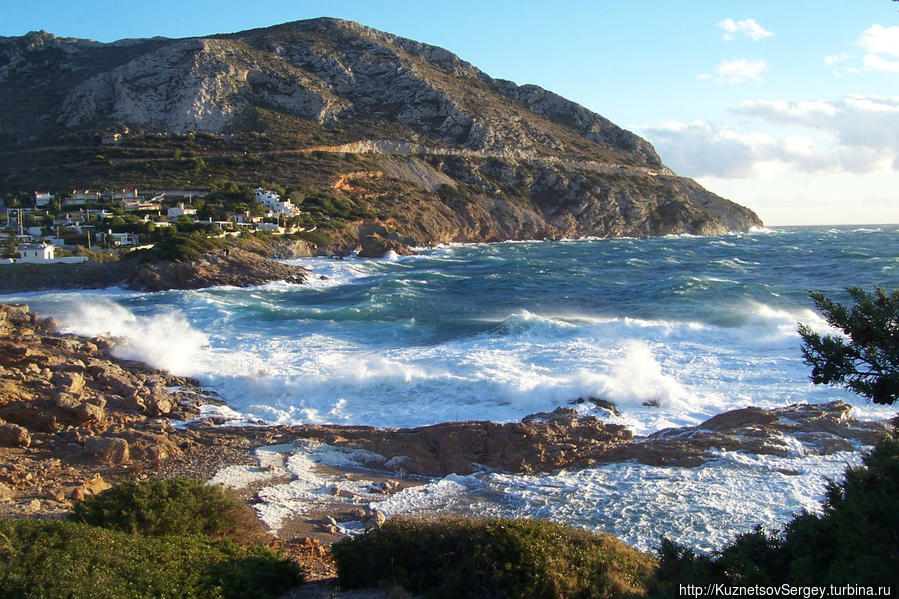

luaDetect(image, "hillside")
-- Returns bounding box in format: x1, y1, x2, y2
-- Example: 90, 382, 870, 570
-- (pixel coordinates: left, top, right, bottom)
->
0, 18, 762, 244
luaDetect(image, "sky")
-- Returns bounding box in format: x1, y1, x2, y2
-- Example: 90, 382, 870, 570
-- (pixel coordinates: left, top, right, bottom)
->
2, 0, 898, 226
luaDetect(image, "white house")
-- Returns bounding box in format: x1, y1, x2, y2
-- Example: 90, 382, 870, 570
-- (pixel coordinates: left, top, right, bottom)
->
113, 189, 140, 201
34, 192, 54, 207
167, 203, 198, 218
69, 190, 102, 204
255, 222, 285, 233
101, 232, 139, 246
253, 187, 297, 216
18, 243, 54, 262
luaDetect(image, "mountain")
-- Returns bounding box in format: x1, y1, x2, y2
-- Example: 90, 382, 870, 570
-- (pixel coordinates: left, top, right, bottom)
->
0, 19, 762, 244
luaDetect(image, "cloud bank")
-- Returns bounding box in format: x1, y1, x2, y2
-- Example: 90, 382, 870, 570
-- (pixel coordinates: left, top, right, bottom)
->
641, 96, 899, 178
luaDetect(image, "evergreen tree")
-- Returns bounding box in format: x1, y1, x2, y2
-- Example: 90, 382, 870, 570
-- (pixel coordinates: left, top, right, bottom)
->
798, 286, 899, 405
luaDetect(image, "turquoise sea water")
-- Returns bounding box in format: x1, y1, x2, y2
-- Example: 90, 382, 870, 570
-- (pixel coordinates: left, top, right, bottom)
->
7, 224, 898, 550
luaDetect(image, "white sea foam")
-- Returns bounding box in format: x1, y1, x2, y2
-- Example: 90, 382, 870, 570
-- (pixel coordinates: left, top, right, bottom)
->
229, 439, 864, 552
366, 450, 863, 553
47, 297, 209, 375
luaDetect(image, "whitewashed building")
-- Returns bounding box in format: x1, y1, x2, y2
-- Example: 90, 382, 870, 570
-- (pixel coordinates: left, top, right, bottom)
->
34, 192, 54, 207
254, 187, 297, 216
167, 203, 198, 218
18, 244, 54, 262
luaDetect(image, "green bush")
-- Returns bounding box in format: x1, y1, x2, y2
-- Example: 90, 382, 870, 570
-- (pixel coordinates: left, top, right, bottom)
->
0, 519, 301, 599
69, 478, 268, 545
332, 516, 657, 598
127, 234, 227, 262
649, 437, 899, 595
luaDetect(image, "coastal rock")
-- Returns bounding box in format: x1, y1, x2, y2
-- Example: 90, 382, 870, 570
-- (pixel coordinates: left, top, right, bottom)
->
358, 233, 414, 258
82, 474, 112, 496
603, 401, 892, 467
0, 303, 206, 519
0, 423, 31, 447
84, 437, 130, 465
362, 509, 386, 529
125, 248, 309, 291
52, 371, 85, 395
288, 406, 634, 477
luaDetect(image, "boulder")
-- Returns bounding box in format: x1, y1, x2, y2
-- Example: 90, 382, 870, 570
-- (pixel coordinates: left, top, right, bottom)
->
144, 391, 174, 416
0, 481, 14, 501
54, 391, 82, 412
0, 423, 31, 447
76, 402, 107, 429
358, 233, 413, 258
82, 474, 112, 496
52, 370, 86, 395
362, 509, 386, 529
84, 437, 130, 465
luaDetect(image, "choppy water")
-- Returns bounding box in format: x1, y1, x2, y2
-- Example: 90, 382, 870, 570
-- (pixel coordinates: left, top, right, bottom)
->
7, 225, 898, 551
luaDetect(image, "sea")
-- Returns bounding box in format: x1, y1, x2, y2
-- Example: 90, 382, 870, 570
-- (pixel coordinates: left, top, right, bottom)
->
6, 224, 898, 553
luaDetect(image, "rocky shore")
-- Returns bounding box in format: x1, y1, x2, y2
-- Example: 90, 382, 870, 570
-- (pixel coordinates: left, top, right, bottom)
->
0, 247, 312, 294
0, 303, 893, 589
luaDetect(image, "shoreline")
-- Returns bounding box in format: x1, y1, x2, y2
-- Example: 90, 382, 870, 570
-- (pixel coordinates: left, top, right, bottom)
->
2, 301, 892, 510
0, 227, 785, 295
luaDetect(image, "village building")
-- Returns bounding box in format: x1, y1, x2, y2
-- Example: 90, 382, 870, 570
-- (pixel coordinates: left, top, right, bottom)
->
167, 203, 198, 218
18, 243, 54, 262
254, 187, 297, 216
112, 189, 140, 201
67, 190, 103, 205
255, 222, 285, 233
34, 192, 54, 207
100, 231, 139, 246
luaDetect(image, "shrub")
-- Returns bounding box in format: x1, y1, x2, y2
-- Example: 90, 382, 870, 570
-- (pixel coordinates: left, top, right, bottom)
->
69, 478, 268, 545
0, 519, 302, 599
127, 234, 226, 262
332, 516, 657, 598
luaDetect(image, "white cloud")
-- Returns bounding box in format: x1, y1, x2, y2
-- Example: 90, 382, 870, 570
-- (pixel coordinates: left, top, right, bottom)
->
699, 58, 767, 84
717, 18, 773, 42
640, 95, 899, 179
858, 24, 899, 56
858, 24, 899, 72
863, 54, 899, 72
737, 96, 899, 150
825, 53, 854, 65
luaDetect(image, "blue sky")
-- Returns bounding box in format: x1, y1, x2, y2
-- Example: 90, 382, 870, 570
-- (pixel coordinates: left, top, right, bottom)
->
2, 0, 898, 225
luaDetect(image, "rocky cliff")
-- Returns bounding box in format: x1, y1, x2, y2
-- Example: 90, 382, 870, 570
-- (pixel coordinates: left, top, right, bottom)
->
0, 19, 762, 241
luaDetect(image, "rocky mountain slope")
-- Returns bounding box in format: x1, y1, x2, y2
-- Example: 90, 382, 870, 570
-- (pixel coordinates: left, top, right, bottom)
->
0, 19, 762, 242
